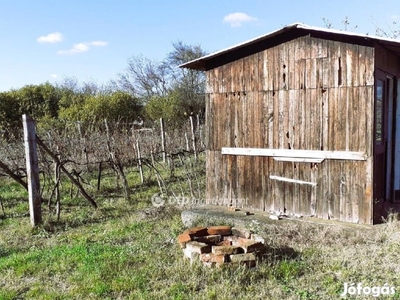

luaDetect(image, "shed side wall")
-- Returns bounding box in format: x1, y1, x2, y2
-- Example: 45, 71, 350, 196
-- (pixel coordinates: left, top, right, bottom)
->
205, 36, 374, 224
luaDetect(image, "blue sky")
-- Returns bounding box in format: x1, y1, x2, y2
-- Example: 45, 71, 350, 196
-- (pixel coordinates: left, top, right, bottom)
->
1, 0, 399, 92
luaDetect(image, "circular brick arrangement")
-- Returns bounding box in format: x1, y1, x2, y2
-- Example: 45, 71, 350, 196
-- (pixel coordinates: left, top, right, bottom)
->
177, 226, 266, 268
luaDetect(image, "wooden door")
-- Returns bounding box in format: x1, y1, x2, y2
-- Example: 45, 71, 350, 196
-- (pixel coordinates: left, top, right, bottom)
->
394, 79, 400, 202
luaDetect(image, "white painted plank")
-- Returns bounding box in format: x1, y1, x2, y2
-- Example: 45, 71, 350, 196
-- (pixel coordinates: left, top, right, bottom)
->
273, 157, 324, 163
221, 147, 367, 161
269, 175, 317, 187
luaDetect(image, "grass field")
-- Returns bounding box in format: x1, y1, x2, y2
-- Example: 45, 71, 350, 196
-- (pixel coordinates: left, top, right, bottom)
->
1, 158, 400, 299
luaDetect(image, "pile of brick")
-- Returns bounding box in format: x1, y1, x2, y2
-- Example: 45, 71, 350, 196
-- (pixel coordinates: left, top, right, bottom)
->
177, 225, 266, 268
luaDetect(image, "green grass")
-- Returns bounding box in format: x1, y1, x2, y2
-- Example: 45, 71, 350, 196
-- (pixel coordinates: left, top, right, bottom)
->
1, 156, 400, 299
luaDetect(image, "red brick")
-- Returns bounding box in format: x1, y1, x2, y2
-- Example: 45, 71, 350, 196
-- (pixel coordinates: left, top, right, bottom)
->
233, 238, 265, 253
231, 227, 253, 239
211, 245, 243, 255
195, 234, 222, 245
216, 240, 232, 246
200, 253, 226, 264
223, 235, 239, 243
185, 226, 209, 238
207, 226, 232, 236
183, 247, 200, 264
186, 241, 211, 254
229, 253, 257, 268
177, 233, 192, 248
235, 237, 253, 244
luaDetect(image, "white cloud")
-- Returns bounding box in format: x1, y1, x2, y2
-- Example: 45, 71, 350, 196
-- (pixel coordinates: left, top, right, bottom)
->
57, 41, 108, 55
50, 74, 58, 79
37, 32, 63, 43
223, 12, 258, 27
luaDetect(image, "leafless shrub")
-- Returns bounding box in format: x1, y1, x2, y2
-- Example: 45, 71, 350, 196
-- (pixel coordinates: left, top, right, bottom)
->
0, 117, 206, 215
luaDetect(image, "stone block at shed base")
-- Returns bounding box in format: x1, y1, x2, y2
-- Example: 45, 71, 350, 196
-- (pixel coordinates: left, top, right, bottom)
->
181, 204, 294, 231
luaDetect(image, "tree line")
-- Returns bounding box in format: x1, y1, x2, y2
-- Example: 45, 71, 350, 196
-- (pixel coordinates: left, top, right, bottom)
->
0, 41, 207, 138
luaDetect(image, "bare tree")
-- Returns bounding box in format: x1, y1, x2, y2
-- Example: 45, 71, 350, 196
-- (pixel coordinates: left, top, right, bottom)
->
118, 55, 171, 102
322, 16, 400, 39
167, 41, 208, 117
371, 16, 400, 39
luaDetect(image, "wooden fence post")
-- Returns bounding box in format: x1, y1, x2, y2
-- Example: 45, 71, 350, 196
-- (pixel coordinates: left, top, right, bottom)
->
54, 160, 61, 221
0, 196, 5, 217
185, 132, 190, 152
22, 114, 42, 226
190, 116, 197, 161
160, 118, 166, 163
77, 121, 89, 172
136, 139, 144, 184
97, 162, 102, 191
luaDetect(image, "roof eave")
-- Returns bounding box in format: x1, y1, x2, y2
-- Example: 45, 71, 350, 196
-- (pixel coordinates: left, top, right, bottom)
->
179, 23, 301, 70
180, 22, 400, 70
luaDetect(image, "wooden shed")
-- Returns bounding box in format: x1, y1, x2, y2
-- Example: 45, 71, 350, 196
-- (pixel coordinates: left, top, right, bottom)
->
181, 23, 400, 224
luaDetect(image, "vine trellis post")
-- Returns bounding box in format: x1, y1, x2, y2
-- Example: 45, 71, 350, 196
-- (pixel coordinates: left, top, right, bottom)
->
23, 114, 42, 227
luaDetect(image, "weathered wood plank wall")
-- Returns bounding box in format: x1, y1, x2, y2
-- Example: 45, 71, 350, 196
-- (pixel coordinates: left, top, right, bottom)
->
205, 36, 375, 224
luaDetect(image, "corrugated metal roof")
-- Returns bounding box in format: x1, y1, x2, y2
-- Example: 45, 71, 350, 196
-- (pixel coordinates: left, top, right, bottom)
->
180, 22, 400, 70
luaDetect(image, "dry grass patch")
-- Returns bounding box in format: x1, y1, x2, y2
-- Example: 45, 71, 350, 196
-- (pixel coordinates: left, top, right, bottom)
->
1, 207, 400, 299
1, 170, 400, 299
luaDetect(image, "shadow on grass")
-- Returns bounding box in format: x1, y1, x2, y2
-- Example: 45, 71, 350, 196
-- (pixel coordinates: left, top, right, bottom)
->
256, 246, 305, 284
0, 246, 16, 259
260, 245, 298, 261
